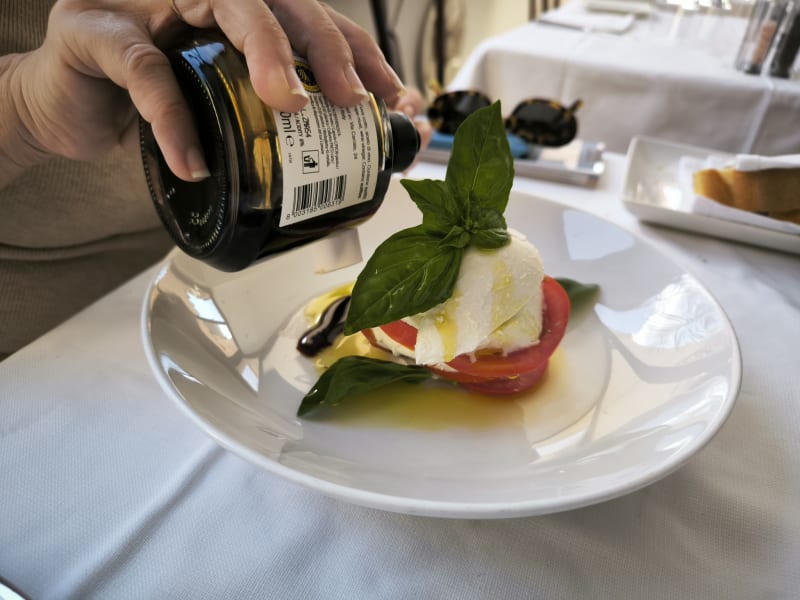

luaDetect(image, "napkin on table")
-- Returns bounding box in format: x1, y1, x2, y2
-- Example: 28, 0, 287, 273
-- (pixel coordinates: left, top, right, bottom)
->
537, 2, 636, 34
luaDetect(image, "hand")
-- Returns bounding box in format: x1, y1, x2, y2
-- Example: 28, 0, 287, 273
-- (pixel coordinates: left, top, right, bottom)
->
7, 0, 406, 182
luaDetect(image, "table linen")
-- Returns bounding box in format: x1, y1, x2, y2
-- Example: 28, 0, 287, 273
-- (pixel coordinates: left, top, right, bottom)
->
449, 8, 800, 155
1, 157, 799, 600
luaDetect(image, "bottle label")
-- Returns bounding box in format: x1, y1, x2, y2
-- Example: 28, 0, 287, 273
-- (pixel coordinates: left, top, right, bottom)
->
274, 60, 380, 227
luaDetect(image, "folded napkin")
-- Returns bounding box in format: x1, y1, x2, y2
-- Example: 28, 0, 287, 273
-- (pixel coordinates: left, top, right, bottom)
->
582, 0, 655, 15
729, 153, 800, 171
538, 3, 636, 34
678, 155, 800, 235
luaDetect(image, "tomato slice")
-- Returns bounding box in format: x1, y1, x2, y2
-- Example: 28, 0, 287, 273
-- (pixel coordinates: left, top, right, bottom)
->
459, 361, 549, 395
361, 327, 379, 347
379, 320, 417, 349
428, 365, 497, 384
444, 276, 569, 379
360, 276, 570, 396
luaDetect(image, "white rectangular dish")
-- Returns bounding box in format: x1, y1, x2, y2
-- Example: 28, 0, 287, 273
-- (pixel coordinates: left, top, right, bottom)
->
622, 136, 800, 256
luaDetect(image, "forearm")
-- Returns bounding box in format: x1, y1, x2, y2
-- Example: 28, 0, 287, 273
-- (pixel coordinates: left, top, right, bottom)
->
0, 52, 50, 189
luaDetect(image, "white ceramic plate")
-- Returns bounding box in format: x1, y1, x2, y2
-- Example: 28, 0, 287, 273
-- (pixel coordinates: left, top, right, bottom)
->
622, 136, 800, 256
142, 181, 741, 519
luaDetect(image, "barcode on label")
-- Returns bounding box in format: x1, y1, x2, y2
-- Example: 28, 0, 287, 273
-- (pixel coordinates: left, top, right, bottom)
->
292, 175, 347, 215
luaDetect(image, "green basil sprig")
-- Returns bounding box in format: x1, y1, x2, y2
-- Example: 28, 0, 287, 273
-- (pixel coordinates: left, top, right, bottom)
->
343, 101, 514, 335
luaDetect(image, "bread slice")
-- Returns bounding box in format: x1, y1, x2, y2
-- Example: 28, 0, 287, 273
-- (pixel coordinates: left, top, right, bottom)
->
693, 169, 734, 207
693, 167, 800, 217
769, 208, 800, 225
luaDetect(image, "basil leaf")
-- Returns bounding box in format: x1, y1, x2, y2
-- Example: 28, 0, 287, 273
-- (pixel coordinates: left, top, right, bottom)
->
298, 356, 431, 417
471, 228, 509, 250
555, 277, 600, 310
400, 178, 459, 236
446, 101, 514, 216
344, 226, 463, 334
470, 204, 507, 230
469, 205, 509, 249
439, 225, 471, 249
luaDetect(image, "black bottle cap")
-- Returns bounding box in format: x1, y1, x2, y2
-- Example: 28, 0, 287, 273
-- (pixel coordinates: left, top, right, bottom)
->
389, 112, 420, 172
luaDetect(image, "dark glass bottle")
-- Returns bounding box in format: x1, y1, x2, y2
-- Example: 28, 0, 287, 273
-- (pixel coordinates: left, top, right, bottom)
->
735, 0, 788, 74
140, 30, 419, 272
769, 1, 800, 78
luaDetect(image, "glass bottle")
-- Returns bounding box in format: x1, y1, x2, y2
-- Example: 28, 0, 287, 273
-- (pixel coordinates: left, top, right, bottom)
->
768, 0, 800, 77
735, 0, 788, 74
140, 30, 419, 272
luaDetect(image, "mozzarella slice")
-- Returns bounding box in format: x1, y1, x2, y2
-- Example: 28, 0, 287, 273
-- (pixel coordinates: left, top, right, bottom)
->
406, 229, 545, 365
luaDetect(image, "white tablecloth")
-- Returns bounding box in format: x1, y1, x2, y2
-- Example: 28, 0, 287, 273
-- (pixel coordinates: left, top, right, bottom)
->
449, 6, 800, 155
2, 157, 800, 599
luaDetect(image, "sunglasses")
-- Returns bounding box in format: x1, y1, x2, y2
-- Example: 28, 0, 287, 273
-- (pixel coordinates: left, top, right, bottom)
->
427, 91, 583, 147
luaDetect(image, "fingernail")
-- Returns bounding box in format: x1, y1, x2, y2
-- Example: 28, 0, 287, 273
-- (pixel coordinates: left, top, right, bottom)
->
285, 65, 309, 101
384, 61, 407, 96
344, 64, 369, 98
186, 145, 210, 181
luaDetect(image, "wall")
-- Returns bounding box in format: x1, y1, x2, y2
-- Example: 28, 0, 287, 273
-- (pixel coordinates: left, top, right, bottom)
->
328, 0, 530, 92
452, 1, 530, 82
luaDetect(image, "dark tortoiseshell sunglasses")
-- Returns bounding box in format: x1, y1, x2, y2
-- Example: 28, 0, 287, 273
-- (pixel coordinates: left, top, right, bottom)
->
427, 90, 582, 147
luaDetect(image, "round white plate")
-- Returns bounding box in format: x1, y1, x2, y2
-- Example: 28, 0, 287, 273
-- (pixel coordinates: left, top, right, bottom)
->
142, 183, 740, 519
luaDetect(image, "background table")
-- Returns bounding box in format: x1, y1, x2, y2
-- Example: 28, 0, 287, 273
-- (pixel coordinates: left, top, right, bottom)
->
2, 156, 799, 599
449, 4, 800, 155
